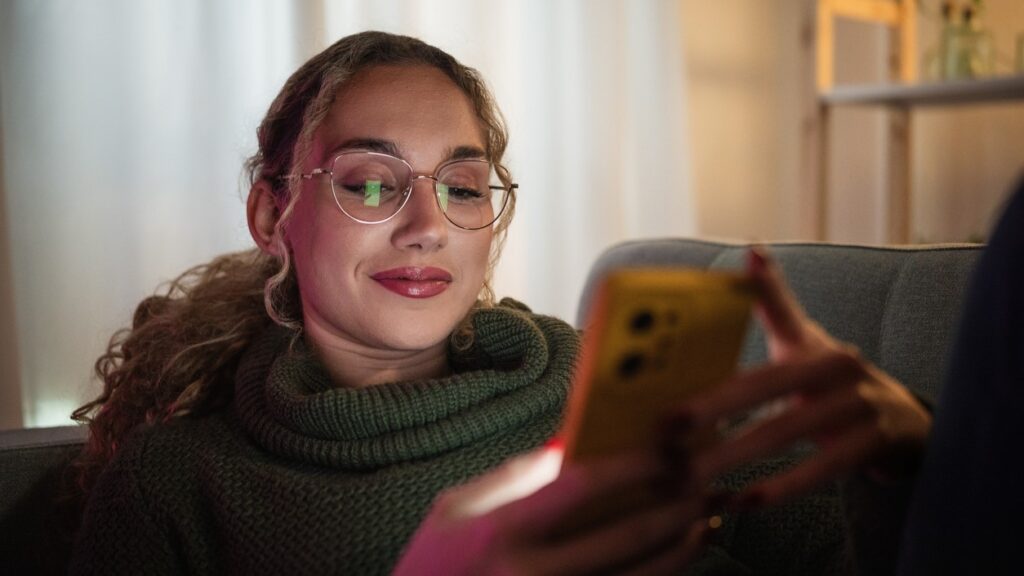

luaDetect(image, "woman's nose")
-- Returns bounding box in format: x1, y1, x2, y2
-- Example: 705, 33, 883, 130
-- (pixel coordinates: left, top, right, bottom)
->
390, 178, 449, 251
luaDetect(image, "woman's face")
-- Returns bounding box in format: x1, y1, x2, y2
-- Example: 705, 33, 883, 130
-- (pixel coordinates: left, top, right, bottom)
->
287, 65, 494, 353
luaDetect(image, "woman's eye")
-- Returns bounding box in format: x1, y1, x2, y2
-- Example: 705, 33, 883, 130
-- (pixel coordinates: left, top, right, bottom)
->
339, 182, 368, 193
447, 186, 485, 201
339, 180, 396, 194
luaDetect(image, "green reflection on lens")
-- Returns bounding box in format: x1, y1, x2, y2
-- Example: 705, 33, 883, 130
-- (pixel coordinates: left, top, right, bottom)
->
437, 183, 449, 211
364, 180, 381, 207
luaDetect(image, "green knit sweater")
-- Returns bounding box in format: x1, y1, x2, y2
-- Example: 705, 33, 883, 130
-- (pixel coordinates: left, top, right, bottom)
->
72, 299, 901, 575
72, 301, 578, 575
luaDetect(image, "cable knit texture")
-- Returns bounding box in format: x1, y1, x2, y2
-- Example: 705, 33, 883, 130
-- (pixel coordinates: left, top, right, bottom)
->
71, 300, 579, 575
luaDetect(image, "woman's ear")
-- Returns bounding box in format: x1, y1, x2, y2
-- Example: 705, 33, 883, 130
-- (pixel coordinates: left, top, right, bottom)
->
248, 180, 284, 256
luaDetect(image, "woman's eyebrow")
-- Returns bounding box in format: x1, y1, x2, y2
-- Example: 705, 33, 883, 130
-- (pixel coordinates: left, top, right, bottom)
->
448, 145, 487, 161
333, 138, 400, 156
329, 140, 487, 162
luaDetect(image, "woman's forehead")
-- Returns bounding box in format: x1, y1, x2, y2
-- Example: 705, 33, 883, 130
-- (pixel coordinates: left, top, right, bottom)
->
313, 65, 486, 164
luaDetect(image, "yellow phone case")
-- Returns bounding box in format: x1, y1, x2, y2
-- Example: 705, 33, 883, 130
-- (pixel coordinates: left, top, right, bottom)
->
562, 268, 755, 464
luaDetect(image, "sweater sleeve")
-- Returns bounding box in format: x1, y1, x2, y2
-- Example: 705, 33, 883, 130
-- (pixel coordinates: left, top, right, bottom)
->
70, 433, 185, 575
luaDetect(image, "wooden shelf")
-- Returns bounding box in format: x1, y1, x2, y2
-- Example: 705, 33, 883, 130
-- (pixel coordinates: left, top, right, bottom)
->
821, 74, 1024, 107
813, 73, 1024, 243
811, 1, 1022, 243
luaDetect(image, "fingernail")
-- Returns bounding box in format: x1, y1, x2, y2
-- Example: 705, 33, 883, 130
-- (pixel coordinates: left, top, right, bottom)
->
747, 247, 767, 272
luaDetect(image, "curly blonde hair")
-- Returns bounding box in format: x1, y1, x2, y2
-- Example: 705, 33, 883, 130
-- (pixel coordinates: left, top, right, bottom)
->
71, 31, 516, 494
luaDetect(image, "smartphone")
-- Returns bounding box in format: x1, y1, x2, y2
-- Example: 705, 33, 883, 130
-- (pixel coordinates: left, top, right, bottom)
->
561, 268, 755, 466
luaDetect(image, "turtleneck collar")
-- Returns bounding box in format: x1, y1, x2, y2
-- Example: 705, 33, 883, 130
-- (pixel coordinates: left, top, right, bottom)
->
233, 299, 580, 470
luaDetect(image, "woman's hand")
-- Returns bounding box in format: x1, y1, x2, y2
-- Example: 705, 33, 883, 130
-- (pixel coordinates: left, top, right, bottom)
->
682, 248, 932, 508
393, 446, 713, 576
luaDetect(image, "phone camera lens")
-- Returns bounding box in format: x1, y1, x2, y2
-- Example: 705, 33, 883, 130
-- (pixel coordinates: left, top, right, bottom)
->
617, 352, 645, 379
629, 310, 655, 333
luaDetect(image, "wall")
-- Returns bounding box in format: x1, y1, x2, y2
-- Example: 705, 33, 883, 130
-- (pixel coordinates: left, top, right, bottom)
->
681, 0, 1024, 244
913, 0, 1024, 242
681, 0, 800, 241
0, 82, 25, 430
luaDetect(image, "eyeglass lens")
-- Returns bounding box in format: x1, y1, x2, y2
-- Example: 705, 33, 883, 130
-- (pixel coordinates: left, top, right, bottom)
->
329, 152, 508, 229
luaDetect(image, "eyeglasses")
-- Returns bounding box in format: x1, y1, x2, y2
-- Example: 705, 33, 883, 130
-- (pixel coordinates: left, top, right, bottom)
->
297, 151, 518, 230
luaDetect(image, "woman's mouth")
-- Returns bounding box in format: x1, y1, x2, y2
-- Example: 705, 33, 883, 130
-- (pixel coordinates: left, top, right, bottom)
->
370, 267, 453, 298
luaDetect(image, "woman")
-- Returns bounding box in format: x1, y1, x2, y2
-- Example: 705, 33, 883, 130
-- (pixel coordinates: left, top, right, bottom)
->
71, 31, 930, 575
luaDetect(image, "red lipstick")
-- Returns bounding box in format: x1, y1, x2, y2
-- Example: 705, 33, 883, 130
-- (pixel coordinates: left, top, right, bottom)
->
371, 267, 452, 298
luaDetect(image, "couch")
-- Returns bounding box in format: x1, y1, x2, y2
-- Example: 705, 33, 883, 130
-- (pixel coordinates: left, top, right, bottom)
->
1, 423, 87, 574
0, 238, 982, 574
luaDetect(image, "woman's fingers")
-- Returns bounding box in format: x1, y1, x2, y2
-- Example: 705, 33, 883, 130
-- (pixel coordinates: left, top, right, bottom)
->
616, 522, 712, 576
495, 451, 683, 537
642, 248, 937, 517
733, 421, 880, 507
522, 497, 711, 576
400, 450, 700, 576
694, 383, 869, 482
689, 362, 931, 505
854, 365, 932, 480
451, 451, 710, 576
683, 348, 866, 428
747, 247, 808, 347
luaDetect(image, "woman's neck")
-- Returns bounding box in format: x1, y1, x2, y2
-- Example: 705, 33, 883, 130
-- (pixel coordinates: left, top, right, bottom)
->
302, 323, 450, 388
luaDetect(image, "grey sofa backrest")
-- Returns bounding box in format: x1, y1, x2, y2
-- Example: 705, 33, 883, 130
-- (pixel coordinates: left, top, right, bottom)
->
577, 239, 982, 401
0, 425, 87, 574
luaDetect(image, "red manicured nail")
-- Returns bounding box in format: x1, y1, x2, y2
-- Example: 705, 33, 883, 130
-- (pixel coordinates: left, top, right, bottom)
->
544, 437, 565, 451
747, 247, 768, 272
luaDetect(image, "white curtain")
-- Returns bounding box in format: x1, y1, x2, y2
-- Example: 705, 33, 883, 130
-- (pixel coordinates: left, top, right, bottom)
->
0, 0, 693, 428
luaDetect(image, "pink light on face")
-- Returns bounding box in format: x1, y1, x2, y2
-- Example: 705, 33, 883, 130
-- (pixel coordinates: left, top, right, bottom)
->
280, 64, 493, 362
